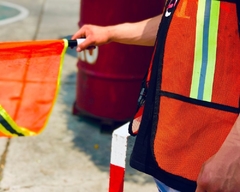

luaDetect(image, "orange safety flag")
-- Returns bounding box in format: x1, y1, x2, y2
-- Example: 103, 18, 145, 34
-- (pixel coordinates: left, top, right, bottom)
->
0, 39, 68, 137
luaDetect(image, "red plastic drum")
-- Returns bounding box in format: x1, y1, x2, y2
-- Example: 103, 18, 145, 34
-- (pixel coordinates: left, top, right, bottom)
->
73, 0, 164, 123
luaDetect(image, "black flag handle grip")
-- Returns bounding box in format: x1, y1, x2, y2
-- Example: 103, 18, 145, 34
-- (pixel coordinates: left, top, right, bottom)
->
68, 38, 96, 49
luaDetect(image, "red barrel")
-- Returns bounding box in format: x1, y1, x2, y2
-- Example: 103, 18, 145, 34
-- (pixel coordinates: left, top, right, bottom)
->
73, 0, 164, 123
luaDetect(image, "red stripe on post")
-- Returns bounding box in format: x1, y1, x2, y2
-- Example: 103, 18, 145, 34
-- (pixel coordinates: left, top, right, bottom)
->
109, 164, 125, 192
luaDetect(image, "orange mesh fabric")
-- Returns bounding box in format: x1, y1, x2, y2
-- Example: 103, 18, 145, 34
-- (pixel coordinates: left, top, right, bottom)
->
154, 97, 238, 180
0, 40, 66, 136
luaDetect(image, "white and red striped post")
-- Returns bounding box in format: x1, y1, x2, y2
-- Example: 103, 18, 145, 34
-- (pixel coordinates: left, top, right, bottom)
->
109, 123, 130, 192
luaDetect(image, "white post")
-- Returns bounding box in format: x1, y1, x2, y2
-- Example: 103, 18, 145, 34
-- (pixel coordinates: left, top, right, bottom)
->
108, 123, 130, 192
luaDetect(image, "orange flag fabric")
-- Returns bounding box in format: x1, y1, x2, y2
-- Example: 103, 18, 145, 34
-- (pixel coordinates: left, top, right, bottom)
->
0, 39, 68, 137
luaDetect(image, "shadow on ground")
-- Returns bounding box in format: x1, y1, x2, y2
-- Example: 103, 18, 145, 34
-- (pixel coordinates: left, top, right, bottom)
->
59, 61, 153, 184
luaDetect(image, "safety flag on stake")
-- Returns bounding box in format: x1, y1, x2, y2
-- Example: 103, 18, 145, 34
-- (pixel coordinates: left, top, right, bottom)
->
0, 39, 71, 137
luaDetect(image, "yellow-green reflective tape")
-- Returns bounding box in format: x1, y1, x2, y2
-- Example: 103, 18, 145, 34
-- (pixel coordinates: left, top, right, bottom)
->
190, 0, 220, 101
190, 0, 206, 99
0, 105, 35, 137
204, 0, 220, 101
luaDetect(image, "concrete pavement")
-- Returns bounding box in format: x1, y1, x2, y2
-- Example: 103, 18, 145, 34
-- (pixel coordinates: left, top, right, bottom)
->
0, 0, 157, 191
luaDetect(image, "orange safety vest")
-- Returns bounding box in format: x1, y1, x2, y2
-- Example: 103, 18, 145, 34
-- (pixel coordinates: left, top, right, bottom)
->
130, 0, 240, 191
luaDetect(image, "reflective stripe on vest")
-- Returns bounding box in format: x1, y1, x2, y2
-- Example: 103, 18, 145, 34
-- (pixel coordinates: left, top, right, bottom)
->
191, 0, 220, 101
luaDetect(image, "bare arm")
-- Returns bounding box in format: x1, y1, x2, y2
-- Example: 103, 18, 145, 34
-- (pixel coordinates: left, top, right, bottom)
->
71, 14, 162, 51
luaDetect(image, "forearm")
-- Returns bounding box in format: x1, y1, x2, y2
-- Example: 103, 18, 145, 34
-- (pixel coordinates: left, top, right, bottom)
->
72, 14, 162, 51
107, 14, 162, 46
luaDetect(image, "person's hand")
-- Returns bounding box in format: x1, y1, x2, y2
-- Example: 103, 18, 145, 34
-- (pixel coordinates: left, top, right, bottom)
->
195, 117, 240, 192
71, 24, 112, 52
196, 151, 240, 192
